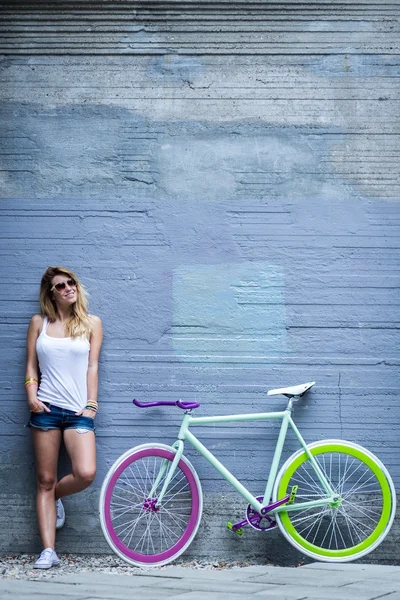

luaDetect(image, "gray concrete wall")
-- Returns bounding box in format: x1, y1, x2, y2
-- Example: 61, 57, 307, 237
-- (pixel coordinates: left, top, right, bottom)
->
0, 1, 399, 564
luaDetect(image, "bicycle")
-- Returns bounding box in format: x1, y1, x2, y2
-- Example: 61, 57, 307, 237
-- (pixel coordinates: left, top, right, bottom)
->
99, 381, 396, 567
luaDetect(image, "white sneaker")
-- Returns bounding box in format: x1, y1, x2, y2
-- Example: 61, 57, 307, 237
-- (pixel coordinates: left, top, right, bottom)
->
33, 547, 60, 569
56, 499, 65, 529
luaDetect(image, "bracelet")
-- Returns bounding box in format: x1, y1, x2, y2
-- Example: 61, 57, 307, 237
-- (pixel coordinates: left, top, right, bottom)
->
25, 382, 38, 390
25, 377, 38, 387
29, 401, 40, 412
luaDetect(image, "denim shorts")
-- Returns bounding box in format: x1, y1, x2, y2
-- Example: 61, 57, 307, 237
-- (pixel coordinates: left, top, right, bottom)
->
27, 402, 95, 433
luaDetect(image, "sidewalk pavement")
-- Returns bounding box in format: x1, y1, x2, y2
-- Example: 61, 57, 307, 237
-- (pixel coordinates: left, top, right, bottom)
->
1, 562, 400, 600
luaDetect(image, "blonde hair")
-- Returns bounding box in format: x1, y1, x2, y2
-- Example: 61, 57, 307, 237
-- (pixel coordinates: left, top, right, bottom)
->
39, 266, 92, 338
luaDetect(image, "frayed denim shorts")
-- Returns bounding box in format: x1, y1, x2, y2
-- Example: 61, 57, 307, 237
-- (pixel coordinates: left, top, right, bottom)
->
27, 402, 95, 434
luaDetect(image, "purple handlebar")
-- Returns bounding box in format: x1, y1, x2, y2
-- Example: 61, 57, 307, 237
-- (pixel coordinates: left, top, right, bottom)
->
133, 399, 200, 410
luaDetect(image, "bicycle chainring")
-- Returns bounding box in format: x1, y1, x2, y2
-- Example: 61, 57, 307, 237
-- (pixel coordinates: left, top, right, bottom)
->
246, 496, 277, 531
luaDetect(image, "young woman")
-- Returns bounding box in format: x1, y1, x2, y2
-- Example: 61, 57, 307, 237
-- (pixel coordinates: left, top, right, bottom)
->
25, 266, 103, 569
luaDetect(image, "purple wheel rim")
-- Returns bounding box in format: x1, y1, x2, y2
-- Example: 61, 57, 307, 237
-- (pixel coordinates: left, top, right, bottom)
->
104, 448, 200, 564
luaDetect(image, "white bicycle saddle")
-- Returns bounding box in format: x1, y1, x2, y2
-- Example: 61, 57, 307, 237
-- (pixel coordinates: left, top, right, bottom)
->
267, 381, 316, 398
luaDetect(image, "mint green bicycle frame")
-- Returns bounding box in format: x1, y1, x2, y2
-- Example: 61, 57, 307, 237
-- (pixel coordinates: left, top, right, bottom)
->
152, 399, 338, 515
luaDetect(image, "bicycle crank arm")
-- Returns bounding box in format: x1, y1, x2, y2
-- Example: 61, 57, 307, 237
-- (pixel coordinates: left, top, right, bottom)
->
260, 494, 290, 515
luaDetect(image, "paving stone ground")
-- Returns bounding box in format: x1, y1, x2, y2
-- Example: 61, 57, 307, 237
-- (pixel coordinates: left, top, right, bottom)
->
1, 562, 400, 600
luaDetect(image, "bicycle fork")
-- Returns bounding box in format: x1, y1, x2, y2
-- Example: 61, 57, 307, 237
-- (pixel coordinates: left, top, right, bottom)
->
149, 441, 185, 508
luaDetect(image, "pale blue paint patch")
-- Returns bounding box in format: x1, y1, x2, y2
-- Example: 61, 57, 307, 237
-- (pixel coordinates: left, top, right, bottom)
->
172, 262, 286, 357
306, 55, 400, 77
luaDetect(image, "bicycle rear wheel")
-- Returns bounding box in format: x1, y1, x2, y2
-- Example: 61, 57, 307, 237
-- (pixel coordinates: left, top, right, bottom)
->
273, 440, 395, 562
100, 444, 203, 567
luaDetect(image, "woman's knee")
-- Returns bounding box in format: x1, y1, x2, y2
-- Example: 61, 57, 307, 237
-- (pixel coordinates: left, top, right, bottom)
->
37, 472, 57, 492
75, 467, 96, 487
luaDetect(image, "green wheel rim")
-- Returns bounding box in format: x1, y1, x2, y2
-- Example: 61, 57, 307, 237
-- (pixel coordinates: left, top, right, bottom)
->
277, 443, 392, 558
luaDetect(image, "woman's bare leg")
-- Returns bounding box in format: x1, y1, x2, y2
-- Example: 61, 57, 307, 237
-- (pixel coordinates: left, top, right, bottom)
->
31, 428, 62, 549
55, 429, 96, 498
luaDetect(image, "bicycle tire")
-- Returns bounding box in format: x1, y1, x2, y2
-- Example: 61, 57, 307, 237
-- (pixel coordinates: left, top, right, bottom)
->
99, 443, 203, 567
273, 440, 396, 562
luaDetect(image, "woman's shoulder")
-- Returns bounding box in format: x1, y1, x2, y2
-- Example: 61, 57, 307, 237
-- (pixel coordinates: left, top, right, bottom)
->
88, 314, 102, 330
28, 314, 44, 336
88, 314, 102, 325
30, 314, 44, 327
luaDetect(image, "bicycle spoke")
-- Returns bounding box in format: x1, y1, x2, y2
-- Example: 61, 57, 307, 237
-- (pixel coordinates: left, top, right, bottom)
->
112, 488, 143, 503
343, 501, 382, 521
333, 514, 347, 549
118, 510, 149, 546
291, 507, 328, 528
161, 507, 191, 528
343, 478, 381, 498
336, 457, 357, 495
128, 464, 147, 497
339, 507, 377, 535
114, 510, 147, 535
311, 508, 326, 544
153, 511, 182, 545
291, 468, 324, 496
298, 509, 328, 539
111, 503, 144, 518
339, 508, 374, 542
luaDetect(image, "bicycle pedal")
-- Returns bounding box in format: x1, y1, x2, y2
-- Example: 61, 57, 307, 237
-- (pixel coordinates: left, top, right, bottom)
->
227, 522, 243, 536
288, 485, 298, 504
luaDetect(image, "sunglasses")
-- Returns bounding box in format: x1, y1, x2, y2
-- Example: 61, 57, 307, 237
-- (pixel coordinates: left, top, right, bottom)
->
51, 278, 77, 292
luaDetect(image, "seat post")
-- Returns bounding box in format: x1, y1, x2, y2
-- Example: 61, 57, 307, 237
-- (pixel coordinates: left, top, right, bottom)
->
286, 397, 299, 411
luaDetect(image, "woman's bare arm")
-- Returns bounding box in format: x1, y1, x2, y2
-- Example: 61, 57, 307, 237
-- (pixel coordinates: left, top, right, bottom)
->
26, 315, 50, 412
77, 316, 103, 417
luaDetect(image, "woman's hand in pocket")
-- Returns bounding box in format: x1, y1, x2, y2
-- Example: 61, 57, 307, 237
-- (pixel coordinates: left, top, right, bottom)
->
29, 400, 51, 413
75, 408, 96, 420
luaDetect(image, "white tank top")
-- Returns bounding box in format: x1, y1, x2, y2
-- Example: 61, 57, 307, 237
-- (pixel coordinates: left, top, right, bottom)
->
36, 316, 90, 412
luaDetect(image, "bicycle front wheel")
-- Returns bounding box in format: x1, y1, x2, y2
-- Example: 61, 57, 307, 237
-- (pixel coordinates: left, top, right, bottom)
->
273, 440, 396, 562
99, 443, 203, 567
